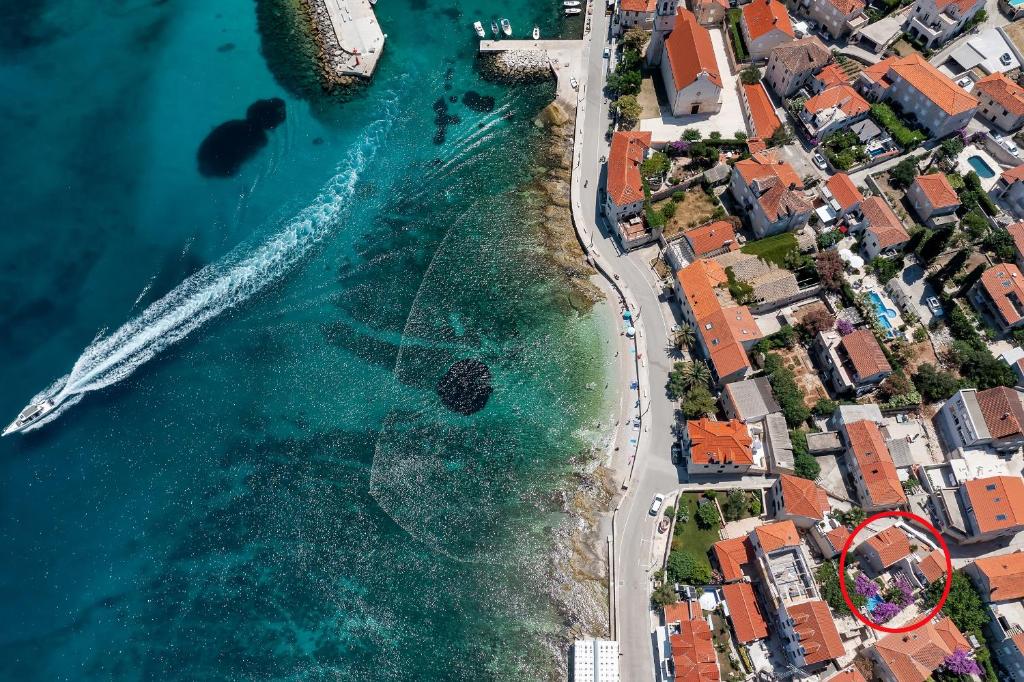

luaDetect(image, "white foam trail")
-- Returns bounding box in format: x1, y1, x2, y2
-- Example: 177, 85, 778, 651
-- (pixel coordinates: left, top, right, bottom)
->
18, 109, 393, 428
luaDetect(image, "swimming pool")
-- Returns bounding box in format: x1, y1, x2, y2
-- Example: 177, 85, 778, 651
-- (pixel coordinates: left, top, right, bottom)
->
867, 595, 884, 613
869, 291, 898, 338
968, 154, 996, 179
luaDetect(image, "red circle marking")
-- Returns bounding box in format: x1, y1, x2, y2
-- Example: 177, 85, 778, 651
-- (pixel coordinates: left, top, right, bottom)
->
837, 510, 952, 634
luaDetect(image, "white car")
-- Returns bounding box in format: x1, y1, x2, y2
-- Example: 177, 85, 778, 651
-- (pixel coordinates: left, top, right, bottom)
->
603, 47, 610, 58
570, 77, 579, 90
927, 296, 942, 314
812, 152, 828, 170
650, 494, 665, 516
957, 76, 972, 89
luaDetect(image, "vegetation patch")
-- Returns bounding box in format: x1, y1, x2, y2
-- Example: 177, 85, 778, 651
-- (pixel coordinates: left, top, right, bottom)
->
740, 232, 799, 269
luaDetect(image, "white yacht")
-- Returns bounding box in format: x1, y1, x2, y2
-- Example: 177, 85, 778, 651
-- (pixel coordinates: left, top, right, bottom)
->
500, 18, 512, 36
3, 398, 58, 436
532, 25, 540, 39
564, 1, 582, 6
491, 20, 499, 36
564, 7, 582, 14
473, 20, 485, 37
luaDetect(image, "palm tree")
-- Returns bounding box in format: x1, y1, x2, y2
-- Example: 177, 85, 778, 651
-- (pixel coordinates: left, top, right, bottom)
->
686, 360, 711, 389
674, 326, 695, 351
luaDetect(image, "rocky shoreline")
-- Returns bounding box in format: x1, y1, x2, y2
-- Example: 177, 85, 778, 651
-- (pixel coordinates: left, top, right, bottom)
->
297, 0, 366, 90
477, 50, 555, 85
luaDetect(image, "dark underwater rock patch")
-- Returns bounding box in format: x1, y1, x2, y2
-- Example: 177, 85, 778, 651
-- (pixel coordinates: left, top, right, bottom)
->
431, 97, 461, 145
437, 359, 493, 415
462, 91, 496, 113
197, 97, 286, 177
217, 42, 235, 53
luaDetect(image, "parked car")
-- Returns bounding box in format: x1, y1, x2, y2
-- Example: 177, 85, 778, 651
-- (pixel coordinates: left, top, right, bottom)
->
570, 77, 579, 90
649, 494, 665, 516
957, 76, 972, 88
671, 443, 682, 465
1002, 52, 1013, 66
812, 152, 828, 170
603, 47, 610, 59
927, 296, 942, 315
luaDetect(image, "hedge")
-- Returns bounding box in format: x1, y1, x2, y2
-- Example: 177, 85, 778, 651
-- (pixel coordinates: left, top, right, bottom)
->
870, 103, 926, 149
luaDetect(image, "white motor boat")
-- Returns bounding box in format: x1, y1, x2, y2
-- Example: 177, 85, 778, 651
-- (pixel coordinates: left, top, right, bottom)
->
564, 1, 582, 6
500, 18, 512, 36
564, 7, 582, 14
491, 20, 499, 36
474, 20, 486, 37
3, 397, 59, 436
532, 25, 540, 39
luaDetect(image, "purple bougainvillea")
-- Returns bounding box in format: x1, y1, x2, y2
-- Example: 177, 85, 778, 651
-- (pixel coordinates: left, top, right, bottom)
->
837, 319, 854, 336
665, 141, 688, 157
943, 649, 982, 676
870, 601, 902, 623
894, 576, 914, 607
855, 573, 880, 598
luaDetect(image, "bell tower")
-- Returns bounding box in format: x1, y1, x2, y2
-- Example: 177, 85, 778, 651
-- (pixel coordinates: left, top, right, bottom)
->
645, 0, 680, 68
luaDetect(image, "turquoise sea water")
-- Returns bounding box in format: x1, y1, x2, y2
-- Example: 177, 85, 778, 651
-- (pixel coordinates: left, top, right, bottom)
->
0, 0, 612, 679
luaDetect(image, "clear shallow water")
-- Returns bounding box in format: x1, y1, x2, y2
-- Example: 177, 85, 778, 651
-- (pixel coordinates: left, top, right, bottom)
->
0, 0, 611, 679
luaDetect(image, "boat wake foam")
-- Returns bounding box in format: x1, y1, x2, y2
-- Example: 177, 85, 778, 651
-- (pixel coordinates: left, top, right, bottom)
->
17, 106, 395, 433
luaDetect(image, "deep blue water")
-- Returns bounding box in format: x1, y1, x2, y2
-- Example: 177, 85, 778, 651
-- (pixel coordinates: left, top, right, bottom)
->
0, 0, 613, 678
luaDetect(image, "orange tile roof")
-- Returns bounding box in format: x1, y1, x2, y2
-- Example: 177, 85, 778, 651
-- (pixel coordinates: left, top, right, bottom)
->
1008, 222, 1024, 258
778, 474, 830, 520
825, 669, 867, 682
862, 196, 909, 249
804, 84, 870, 117
916, 549, 947, 584
665, 9, 722, 92
742, 0, 794, 42
827, 0, 865, 14
971, 551, 1024, 601
736, 151, 803, 188
677, 259, 729, 321
935, 0, 984, 13
747, 137, 768, 155
789, 600, 844, 665
979, 264, 1024, 328
864, 526, 912, 568
1002, 164, 1024, 185
963, 476, 1024, 535
742, 83, 783, 139
844, 420, 906, 508
816, 63, 850, 89
620, 0, 657, 12
754, 520, 800, 552
607, 130, 652, 207
827, 525, 851, 553
861, 54, 977, 116
722, 582, 768, 643
685, 220, 739, 257
688, 418, 754, 465
975, 72, 1024, 117
668, 600, 721, 682
664, 598, 702, 625
839, 329, 891, 379
976, 386, 1024, 439
825, 172, 863, 211
1014, 631, 1024, 658
912, 173, 959, 210
873, 619, 970, 682
713, 537, 756, 581
756, 176, 814, 222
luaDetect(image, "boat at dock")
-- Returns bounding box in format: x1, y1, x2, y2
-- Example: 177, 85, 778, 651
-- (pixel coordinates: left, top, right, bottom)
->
473, 20, 485, 37
563, 1, 581, 6
532, 25, 540, 39
500, 18, 512, 36
491, 20, 498, 36
3, 397, 60, 436
564, 7, 582, 14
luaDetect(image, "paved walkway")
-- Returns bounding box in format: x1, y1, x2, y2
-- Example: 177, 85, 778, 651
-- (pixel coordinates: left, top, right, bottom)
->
322, 0, 385, 77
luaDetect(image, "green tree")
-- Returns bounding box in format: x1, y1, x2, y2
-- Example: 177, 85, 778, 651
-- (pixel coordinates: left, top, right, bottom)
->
613, 95, 642, 128
813, 398, 838, 416
792, 429, 820, 480
722, 490, 748, 521
683, 128, 701, 142
652, 582, 679, 606
695, 501, 721, 530
640, 151, 671, 178
680, 384, 717, 419
764, 353, 810, 426
740, 66, 762, 85
661, 201, 677, 220
767, 124, 794, 147
912, 363, 962, 402
622, 27, 649, 53
668, 550, 713, 585
938, 136, 965, 160
869, 256, 901, 284
890, 156, 920, 188
985, 228, 1016, 262
815, 561, 865, 616
831, 507, 867, 528
674, 326, 696, 351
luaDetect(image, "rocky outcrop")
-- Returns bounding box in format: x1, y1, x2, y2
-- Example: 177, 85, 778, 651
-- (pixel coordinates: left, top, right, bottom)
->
297, 0, 365, 90
477, 50, 555, 84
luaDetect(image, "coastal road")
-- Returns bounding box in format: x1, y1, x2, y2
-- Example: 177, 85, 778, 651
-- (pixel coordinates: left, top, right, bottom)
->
574, 9, 685, 681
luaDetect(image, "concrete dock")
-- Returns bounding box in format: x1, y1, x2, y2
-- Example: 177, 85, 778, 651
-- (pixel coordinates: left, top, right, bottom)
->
321, 0, 385, 79
478, 39, 583, 108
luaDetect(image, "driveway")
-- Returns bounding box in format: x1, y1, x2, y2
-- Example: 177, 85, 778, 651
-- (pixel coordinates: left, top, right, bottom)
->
638, 29, 746, 142
889, 263, 942, 327
773, 142, 825, 182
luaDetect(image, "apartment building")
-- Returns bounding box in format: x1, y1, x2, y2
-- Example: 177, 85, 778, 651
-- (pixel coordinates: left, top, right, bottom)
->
937, 386, 1024, 454
838, 418, 907, 511
974, 72, 1024, 134
764, 37, 832, 98
969, 263, 1024, 332
729, 152, 812, 238
905, 0, 986, 49
814, 328, 893, 397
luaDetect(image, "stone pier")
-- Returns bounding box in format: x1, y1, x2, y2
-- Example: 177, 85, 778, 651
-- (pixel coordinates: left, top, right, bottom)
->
478, 40, 583, 108
305, 0, 385, 85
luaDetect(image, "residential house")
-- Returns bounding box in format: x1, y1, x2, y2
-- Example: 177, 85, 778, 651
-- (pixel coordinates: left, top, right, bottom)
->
812, 63, 850, 94
822, 172, 864, 220
721, 582, 769, 644
905, 0, 987, 49
811, 519, 852, 559
685, 418, 763, 475
749, 521, 845, 671
694, 0, 729, 25
964, 552, 1024, 602
933, 475, 1024, 544
768, 474, 831, 528
712, 536, 756, 582
965, 552, 1024, 680
682, 220, 739, 260
866, 618, 973, 682
741, 0, 796, 61
802, 0, 868, 39
974, 72, 1024, 134
823, 670, 867, 682
937, 386, 1024, 454
969, 263, 1024, 332
616, 0, 657, 34
604, 130, 658, 250
730, 152, 813, 238
907, 173, 960, 227
722, 376, 780, 423
799, 84, 871, 140
858, 525, 912, 573
764, 37, 832, 98
838, 419, 907, 511
1008, 222, 1024, 271
857, 53, 978, 138
660, 9, 723, 117
662, 600, 721, 682
860, 196, 910, 260
910, 548, 948, 587
994, 165, 1024, 219
814, 329, 893, 397
674, 259, 764, 385
740, 82, 783, 141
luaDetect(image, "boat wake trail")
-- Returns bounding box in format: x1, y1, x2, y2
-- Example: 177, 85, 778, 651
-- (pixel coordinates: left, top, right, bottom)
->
18, 111, 393, 434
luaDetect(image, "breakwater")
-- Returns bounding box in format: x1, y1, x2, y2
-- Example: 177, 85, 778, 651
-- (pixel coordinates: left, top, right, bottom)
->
298, 0, 385, 89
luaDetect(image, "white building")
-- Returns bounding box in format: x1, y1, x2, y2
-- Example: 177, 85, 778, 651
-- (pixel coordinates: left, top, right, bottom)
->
994, 165, 1024, 219
801, 0, 868, 39
659, 8, 723, 117
936, 386, 1024, 454
974, 72, 1024, 134
905, 0, 986, 49
572, 639, 620, 682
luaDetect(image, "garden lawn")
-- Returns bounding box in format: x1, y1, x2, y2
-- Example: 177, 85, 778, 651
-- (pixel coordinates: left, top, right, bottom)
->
740, 232, 798, 268
654, 192, 718, 240
670, 493, 721, 571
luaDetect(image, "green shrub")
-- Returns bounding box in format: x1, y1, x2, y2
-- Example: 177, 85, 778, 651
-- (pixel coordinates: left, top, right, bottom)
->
695, 501, 721, 530
871, 103, 926, 149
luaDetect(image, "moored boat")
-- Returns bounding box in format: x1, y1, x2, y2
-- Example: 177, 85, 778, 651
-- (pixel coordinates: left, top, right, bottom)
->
491, 20, 499, 36
563, 1, 581, 6
532, 25, 540, 39
500, 18, 512, 36
473, 20, 485, 37
564, 7, 582, 14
